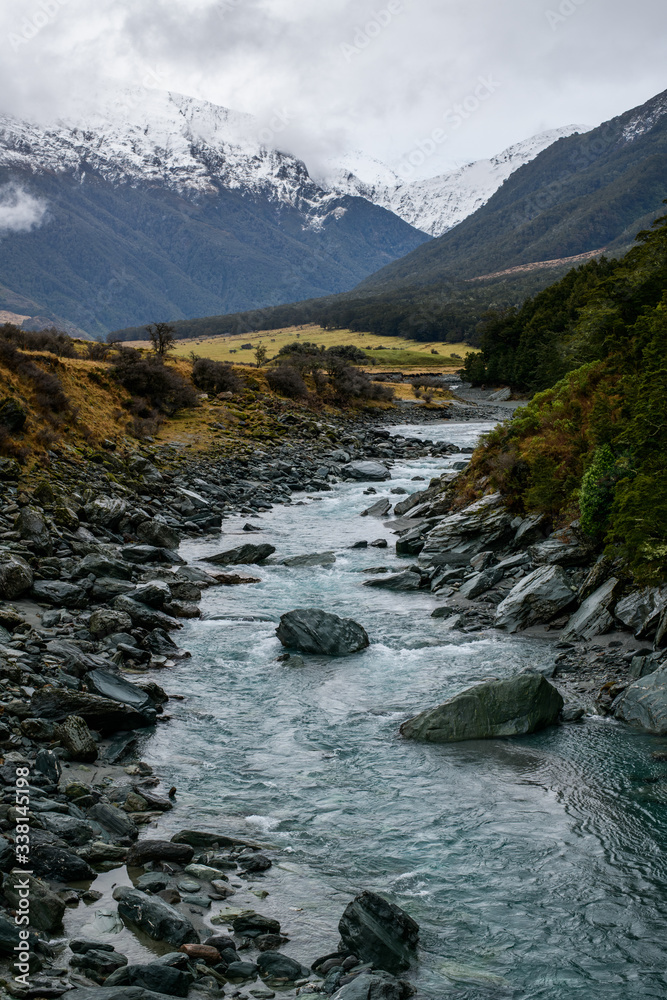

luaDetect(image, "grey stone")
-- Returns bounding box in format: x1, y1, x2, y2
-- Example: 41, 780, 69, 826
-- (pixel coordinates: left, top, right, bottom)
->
121, 544, 185, 565
276, 608, 369, 656
70, 947, 128, 984
32, 845, 96, 882
88, 609, 134, 639
86, 669, 156, 718
420, 493, 513, 567
35, 747, 61, 783
332, 972, 413, 1000
512, 513, 548, 548
613, 666, 667, 734
113, 886, 199, 946
87, 802, 138, 839
256, 951, 310, 981
614, 587, 667, 638
113, 595, 181, 632
458, 566, 504, 599
361, 499, 392, 518
74, 553, 133, 580
495, 565, 576, 632
232, 912, 281, 937
225, 961, 259, 979
400, 671, 563, 743
32, 688, 155, 733
563, 577, 619, 641
65, 989, 181, 1000
529, 528, 594, 567
105, 963, 192, 997
40, 813, 96, 846
488, 386, 511, 402
206, 543, 276, 565
137, 519, 180, 551
3, 873, 66, 932
55, 715, 98, 762
281, 552, 336, 567
127, 840, 194, 867
363, 572, 422, 591
32, 579, 90, 608
84, 495, 129, 529
15, 506, 52, 552
130, 581, 171, 609
0, 553, 33, 599
338, 890, 419, 974
343, 461, 392, 482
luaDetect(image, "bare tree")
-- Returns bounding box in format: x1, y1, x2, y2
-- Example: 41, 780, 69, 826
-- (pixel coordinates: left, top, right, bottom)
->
146, 322, 176, 358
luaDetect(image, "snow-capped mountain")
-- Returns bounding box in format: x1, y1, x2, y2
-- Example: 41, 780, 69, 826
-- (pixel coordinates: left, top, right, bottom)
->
0, 90, 430, 334
0, 90, 347, 230
321, 127, 592, 236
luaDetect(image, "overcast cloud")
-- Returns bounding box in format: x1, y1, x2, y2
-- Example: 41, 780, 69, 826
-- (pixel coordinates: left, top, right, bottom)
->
1, 0, 666, 179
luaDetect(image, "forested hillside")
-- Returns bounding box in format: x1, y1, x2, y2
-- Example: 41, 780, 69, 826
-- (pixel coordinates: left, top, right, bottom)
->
461, 210, 667, 582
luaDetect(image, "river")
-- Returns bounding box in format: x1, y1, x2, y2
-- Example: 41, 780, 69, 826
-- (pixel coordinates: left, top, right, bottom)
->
140, 421, 667, 999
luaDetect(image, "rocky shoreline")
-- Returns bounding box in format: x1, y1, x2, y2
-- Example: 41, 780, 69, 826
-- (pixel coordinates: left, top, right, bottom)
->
0, 399, 665, 1000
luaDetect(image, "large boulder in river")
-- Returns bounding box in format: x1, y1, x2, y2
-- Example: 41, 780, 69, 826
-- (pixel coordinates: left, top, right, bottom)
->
276, 608, 369, 656
343, 461, 391, 482
207, 543, 276, 566
400, 672, 563, 742
613, 666, 667, 734
338, 891, 419, 973
494, 565, 576, 632
0, 554, 33, 599
113, 886, 199, 946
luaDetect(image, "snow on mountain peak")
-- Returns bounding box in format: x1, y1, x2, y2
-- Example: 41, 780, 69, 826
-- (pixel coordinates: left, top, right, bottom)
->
0, 89, 594, 241
321, 125, 592, 237
0, 89, 341, 228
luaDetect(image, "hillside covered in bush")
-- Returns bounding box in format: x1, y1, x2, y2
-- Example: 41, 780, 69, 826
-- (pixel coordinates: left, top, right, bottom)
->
461, 210, 667, 582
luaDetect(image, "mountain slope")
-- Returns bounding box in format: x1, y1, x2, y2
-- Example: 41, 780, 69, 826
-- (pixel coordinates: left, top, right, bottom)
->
0, 91, 429, 335
353, 89, 667, 294
322, 126, 590, 236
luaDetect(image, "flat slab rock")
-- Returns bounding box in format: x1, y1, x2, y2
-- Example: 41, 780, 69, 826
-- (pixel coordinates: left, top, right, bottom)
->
207, 543, 276, 566
400, 672, 564, 742
276, 608, 370, 656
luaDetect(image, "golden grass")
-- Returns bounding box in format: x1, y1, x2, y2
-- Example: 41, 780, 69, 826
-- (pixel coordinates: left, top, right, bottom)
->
122, 325, 477, 368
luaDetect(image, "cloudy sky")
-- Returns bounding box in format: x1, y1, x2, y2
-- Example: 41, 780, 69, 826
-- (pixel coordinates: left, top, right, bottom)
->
1, 0, 666, 179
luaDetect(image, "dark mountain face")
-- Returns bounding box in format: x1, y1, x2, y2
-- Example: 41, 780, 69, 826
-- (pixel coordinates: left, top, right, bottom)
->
0, 167, 429, 335
353, 89, 667, 294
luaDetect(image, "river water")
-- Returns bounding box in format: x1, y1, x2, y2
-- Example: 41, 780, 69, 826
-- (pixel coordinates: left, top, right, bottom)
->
142, 422, 667, 999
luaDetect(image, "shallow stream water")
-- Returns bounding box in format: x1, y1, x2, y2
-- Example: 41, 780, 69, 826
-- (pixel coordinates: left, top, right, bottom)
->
138, 422, 667, 999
